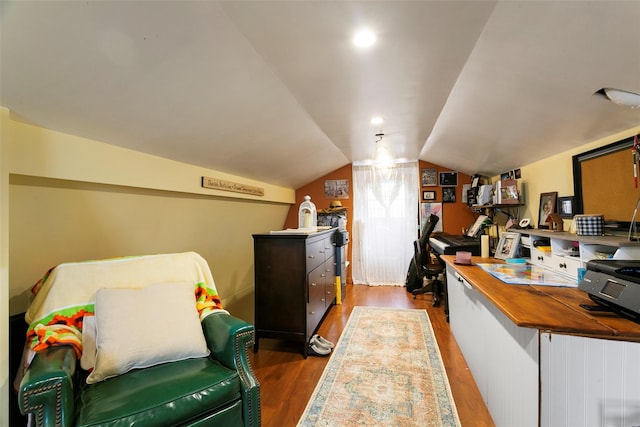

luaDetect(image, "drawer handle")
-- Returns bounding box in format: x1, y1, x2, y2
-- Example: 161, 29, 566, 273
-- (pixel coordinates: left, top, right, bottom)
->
456, 273, 473, 290
321, 274, 326, 277
309, 255, 315, 259
321, 298, 325, 302
537, 256, 544, 261
559, 263, 567, 269
310, 311, 316, 315
311, 282, 317, 286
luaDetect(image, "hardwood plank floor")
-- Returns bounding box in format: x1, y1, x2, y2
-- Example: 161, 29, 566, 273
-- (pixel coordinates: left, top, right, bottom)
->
249, 284, 495, 426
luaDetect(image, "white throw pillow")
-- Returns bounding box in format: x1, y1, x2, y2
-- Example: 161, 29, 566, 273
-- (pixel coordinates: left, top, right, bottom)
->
86, 282, 210, 384
80, 315, 97, 371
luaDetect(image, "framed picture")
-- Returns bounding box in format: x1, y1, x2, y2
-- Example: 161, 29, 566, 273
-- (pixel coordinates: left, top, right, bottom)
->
495, 232, 520, 260
324, 179, 349, 199
422, 190, 436, 201
461, 184, 471, 203
421, 168, 437, 187
442, 187, 456, 203
466, 188, 477, 206
499, 179, 519, 204
538, 192, 558, 229
439, 171, 458, 186
557, 196, 575, 219
420, 203, 443, 233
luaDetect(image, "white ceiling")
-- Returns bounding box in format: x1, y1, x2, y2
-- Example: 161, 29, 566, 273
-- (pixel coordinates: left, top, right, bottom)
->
1, 1, 639, 189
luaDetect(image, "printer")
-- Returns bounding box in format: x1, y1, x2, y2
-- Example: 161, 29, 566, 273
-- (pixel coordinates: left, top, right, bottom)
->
579, 259, 640, 322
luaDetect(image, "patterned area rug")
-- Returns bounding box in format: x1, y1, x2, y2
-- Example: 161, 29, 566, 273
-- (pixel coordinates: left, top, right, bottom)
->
298, 306, 460, 426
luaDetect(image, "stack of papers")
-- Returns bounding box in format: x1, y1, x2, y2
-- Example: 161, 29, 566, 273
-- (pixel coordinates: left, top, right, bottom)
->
476, 263, 576, 287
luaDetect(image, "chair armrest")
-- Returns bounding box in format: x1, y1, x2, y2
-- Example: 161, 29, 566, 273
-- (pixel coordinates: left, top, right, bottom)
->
202, 313, 261, 427
18, 346, 77, 427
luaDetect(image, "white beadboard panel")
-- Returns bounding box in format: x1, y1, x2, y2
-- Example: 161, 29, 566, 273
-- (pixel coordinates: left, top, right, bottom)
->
448, 267, 489, 401
540, 333, 640, 427
483, 295, 539, 427
448, 267, 539, 427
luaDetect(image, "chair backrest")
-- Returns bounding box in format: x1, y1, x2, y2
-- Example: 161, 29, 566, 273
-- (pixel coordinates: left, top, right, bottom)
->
418, 214, 440, 253
414, 214, 444, 277
412, 240, 424, 279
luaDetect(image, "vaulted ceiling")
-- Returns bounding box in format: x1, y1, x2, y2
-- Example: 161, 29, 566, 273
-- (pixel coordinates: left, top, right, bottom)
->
2, 1, 639, 188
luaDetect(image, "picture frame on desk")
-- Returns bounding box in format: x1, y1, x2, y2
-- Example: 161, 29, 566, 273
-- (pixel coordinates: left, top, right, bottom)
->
557, 196, 575, 218
495, 232, 520, 259
538, 192, 557, 229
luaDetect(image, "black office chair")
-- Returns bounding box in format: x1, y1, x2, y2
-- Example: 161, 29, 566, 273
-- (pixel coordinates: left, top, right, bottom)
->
410, 214, 445, 306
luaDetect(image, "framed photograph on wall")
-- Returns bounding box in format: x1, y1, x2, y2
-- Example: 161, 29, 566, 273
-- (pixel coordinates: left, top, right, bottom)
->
495, 232, 520, 259
422, 190, 436, 201
439, 171, 458, 186
324, 179, 350, 199
442, 187, 456, 203
421, 168, 437, 187
557, 196, 575, 219
420, 203, 443, 233
538, 192, 558, 229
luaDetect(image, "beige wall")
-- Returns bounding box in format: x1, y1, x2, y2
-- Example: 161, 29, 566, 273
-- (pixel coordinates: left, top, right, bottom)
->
514, 126, 640, 229
4, 112, 295, 321
2, 109, 296, 422
8, 176, 289, 320
1, 109, 10, 426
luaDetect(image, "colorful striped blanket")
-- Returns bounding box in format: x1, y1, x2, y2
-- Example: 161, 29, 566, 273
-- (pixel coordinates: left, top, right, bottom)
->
25, 252, 226, 359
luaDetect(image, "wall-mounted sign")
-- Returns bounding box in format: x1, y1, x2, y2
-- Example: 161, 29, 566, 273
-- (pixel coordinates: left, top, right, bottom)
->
201, 176, 264, 196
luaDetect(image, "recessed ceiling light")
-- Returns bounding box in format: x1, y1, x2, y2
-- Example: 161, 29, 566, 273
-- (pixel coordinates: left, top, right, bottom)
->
353, 29, 376, 48
370, 116, 384, 126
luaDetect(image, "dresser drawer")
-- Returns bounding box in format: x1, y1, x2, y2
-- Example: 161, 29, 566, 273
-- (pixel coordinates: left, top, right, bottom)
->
324, 257, 335, 305
306, 239, 330, 271
308, 266, 328, 336
551, 254, 581, 281
530, 247, 554, 269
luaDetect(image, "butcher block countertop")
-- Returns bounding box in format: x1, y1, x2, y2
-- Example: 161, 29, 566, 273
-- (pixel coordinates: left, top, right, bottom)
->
442, 255, 640, 342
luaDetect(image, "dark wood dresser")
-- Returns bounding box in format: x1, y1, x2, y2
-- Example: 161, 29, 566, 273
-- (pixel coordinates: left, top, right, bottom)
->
253, 228, 337, 357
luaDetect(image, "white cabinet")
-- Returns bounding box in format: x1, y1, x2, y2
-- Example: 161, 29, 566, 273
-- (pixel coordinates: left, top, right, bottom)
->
540, 333, 640, 427
447, 262, 640, 427
447, 265, 538, 427
517, 230, 640, 284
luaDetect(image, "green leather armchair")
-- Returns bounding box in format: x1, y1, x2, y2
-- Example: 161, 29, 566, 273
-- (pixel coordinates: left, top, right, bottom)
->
19, 313, 261, 427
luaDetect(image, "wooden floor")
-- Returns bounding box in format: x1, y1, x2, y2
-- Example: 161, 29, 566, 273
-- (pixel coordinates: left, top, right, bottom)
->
249, 284, 495, 427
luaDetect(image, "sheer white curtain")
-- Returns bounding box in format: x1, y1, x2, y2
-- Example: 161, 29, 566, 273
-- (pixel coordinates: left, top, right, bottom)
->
352, 162, 419, 286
